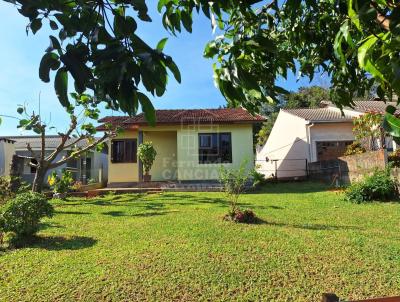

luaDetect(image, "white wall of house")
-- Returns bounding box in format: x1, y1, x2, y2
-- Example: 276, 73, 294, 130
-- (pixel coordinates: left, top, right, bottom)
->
256, 110, 310, 179
92, 151, 108, 183
309, 122, 355, 162
176, 124, 254, 181
0, 140, 15, 176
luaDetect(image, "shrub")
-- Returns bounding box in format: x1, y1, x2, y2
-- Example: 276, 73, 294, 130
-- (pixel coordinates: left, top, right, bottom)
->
219, 160, 250, 212
0, 176, 30, 205
0, 192, 54, 241
345, 168, 398, 203
344, 142, 366, 156
388, 149, 400, 168
48, 170, 74, 194
250, 166, 267, 187
87, 178, 97, 185
224, 209, 257, 224
137, 142, 157, 175
71, 181, 83, 192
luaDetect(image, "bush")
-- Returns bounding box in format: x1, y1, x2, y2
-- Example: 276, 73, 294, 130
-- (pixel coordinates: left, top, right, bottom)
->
250, 166, 267, 187
344, 142, 366, 156
48, 170, 74, 194
137, 142, 157, 175
219, 160, 250, 212
345, 168, 398, 203
388, 149, 400, 168
0, 192, 54, 241
71, 181, 83, 192
0, 176, 30, 205
224, 209, 257, 224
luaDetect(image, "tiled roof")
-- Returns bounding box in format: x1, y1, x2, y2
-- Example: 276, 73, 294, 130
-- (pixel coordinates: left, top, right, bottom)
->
97, 108, 265, 130
350, 101, 399, 114
2, 136, 101, 150
282, 108, 354, 122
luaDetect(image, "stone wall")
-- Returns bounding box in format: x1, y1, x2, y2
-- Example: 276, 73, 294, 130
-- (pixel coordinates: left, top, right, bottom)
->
308, 150, 387, 185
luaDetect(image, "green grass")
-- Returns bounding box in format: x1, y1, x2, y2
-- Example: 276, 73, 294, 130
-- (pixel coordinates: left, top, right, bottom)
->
1, 182, 400, 301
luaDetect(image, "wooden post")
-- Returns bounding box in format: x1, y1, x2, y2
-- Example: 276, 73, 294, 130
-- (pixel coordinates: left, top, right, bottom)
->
322, 293, 340, 302
305, 158, 309, 177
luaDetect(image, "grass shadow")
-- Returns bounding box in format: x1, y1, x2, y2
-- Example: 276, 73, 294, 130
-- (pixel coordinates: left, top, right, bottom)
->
266, 221, 361, 231
251, 181, 331, 195
39, 222, 66, 230
102, 210, 173, 218
55, 211, 90, 215
30, 235, 97, 251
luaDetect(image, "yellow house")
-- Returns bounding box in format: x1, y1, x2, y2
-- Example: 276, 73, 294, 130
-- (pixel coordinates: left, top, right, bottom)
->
97, 108, 265, 185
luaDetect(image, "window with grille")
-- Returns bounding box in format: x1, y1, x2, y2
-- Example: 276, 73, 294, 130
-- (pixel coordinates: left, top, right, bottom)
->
111, 139, 137, 163
198, 133, 232, 164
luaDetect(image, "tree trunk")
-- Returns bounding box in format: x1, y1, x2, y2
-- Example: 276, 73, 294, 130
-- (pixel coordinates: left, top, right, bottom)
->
32, 166, 47, 193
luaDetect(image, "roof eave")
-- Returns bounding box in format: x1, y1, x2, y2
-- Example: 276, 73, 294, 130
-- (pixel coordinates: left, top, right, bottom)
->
307, 119, 353, 124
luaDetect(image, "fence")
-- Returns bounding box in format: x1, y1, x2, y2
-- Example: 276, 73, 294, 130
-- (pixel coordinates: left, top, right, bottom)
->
255, 158, 308, 180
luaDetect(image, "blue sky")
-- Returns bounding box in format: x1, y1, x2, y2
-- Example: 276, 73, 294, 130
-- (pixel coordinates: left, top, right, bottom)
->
0, 2, 327, 136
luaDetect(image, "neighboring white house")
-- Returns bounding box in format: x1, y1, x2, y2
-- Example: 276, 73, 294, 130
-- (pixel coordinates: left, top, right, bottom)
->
256, 101, 396, 179
0, 138, 16, 176
0, 136, 108, 185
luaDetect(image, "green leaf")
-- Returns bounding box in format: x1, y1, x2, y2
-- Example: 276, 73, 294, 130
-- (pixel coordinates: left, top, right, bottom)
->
60, 49, 92, 94
39, 52, 60, 83
340, 20, 355, 48
156, 37, 168, 51
114, 15, 137, 37
383, 104, 400, 139
204, 41, 219, 58
138, 92, 156, 126
30, 18, 42, 34
166, 60, 181, 83
49, 20, 58, 30
334, 31, 346, 68
46, 36, 61, 52
157, 0, 167, 13
358, 35, 378, 68
54, 68, 70, 108
348, 0, 361, 31
181, 10, 192, 33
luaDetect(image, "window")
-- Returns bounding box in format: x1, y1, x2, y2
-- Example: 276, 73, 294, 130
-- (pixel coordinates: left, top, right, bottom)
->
111, 139, 137, 163
199, 133, 232, 164
30, 159, 37, 174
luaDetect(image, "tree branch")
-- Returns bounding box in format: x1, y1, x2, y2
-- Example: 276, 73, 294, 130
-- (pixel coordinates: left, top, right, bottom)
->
63, 135, 88, 150
46, 115, 77, 163
47, 133, 108, 169
371, 1, 390, 31
40, 125, 46, 163
26, 143, 38, 160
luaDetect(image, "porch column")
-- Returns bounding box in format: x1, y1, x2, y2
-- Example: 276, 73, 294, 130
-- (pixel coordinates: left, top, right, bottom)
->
82, 153, 87, 185
138, 131, 143, 181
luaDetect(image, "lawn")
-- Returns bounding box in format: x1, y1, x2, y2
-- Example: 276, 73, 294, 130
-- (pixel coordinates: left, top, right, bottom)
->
1, 182, 400, 302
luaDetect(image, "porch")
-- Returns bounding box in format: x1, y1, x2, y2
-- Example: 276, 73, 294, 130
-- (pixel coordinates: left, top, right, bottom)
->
94, 180, 224, 195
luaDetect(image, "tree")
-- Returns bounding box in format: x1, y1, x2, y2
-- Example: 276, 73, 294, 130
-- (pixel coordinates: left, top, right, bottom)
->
10, 94, 116, 192
284, 86, 330, 109
352, 112, 384, 150
256, 112, 278, 146
5, 0, 400, 139
3, 0, 182, 125
159, 0, 400, 138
